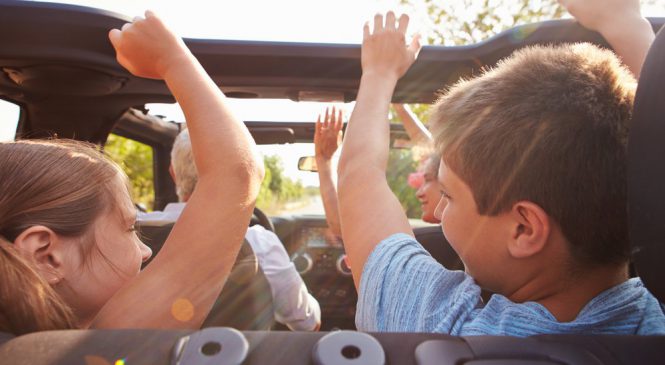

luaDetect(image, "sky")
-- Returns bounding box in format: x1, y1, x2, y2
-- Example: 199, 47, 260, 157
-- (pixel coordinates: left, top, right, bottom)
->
2, 0, 664, 183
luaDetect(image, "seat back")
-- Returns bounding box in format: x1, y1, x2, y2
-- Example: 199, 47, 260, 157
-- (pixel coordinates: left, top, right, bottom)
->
137, 222, 274, 330
628, 25, 665, 303
201, 241, 274, 330
413, 225, 464, 270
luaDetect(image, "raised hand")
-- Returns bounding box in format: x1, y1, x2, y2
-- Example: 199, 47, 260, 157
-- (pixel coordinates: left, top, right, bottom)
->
557, 0, 653, 77
361, 11, 421, 80
557, 0, 642, 34
314, 106, 344, 162
108, 10, 191, 80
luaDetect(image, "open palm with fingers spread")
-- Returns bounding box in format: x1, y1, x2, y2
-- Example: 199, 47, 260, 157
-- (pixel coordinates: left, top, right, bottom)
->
315, 106, 344, 162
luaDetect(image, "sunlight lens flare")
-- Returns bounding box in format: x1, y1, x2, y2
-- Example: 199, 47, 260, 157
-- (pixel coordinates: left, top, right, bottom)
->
171, 298, 195, 322
510, 23, 540, 43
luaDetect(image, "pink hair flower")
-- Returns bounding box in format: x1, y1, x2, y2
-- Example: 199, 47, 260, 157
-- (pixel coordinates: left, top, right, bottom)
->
407, 171, 425, 189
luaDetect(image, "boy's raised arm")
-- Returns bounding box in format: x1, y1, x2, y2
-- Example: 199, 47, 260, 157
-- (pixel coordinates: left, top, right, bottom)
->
97, 11, 264, 329
558, 0, 655, 78
337, 12, 421, 288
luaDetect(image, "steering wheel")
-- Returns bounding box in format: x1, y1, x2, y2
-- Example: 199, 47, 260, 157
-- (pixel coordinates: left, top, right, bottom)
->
252, 206, 275, 232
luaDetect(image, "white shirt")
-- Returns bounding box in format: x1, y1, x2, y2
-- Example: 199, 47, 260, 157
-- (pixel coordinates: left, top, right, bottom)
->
139, 203, 321, 331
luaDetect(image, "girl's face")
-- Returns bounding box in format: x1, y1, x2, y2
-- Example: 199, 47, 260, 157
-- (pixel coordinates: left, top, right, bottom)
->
416, 169, 443, 224
57, 175, 152, 325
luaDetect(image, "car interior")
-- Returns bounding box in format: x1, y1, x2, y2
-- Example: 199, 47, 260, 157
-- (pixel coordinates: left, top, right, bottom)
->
0, 0, 664, 364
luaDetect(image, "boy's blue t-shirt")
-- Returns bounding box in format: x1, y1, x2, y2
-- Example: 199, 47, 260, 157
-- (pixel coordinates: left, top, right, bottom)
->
356, 233, 665, 336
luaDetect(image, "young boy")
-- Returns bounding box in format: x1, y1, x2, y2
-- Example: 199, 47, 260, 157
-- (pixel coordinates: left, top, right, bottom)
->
336, 11, 665, 335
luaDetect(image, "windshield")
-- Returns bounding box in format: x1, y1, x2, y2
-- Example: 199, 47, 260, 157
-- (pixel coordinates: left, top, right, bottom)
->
142, 102, 428, 220
0, 100, 19, 141
256, 143, 321, 216
254, 142, 430, 225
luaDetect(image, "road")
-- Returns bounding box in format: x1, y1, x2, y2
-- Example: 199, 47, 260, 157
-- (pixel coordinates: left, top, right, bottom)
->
282, 195, 324, 216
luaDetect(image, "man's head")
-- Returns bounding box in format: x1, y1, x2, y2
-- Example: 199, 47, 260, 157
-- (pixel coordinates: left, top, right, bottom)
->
170, 128, 198, 202
430, 43, 635, 278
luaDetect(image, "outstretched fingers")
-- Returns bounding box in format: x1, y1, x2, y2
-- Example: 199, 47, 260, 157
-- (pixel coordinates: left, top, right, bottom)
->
373, 13, 384, 34
385, 11, 396, 30
408, 33, 422, 59
315, 114, 322, 137
336, 108, 344, 132
328, 106, 337, 131
324, 107, 331, 128
397, 13, 410, 34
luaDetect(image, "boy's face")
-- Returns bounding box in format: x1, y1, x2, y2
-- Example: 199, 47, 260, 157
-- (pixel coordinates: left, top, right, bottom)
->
434, 159, 514, 291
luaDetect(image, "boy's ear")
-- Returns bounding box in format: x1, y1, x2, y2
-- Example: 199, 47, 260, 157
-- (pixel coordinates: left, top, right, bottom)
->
12, 226, 67, 285
507, 201, 551, 259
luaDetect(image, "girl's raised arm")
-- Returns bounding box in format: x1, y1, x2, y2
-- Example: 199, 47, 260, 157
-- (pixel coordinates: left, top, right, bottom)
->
95, 11, 264, 328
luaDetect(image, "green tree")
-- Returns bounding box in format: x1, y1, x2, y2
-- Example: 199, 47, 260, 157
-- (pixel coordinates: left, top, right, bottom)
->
399, 0, 660, 46
386, 148, 422, 218
257, 154, 306, 214
399, 0, 565, 46
104, 134, 155, 211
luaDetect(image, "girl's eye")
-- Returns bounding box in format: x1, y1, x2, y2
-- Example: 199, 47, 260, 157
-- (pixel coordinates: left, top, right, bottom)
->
440, 190, 451, 200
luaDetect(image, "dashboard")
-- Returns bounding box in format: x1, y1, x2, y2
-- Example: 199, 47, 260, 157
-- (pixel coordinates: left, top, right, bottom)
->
272, 216, 357, 330
270, 214, 460, 331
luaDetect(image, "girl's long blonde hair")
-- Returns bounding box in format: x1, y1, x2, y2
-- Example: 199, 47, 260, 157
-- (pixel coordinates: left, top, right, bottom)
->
0, 237, 76, 334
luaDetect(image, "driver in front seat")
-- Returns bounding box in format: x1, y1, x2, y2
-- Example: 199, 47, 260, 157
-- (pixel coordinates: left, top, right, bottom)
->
140, 128, 321, 331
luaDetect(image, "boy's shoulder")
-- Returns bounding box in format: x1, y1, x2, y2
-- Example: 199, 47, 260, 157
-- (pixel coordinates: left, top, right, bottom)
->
464, 278, 664, 336
359, 233, 664, 336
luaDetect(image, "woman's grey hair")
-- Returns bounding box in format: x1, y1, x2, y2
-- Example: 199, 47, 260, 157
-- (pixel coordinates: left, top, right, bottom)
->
171, 128, 198, 202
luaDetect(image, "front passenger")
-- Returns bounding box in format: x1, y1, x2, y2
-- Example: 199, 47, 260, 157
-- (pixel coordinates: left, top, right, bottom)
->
140, 128, 321, 331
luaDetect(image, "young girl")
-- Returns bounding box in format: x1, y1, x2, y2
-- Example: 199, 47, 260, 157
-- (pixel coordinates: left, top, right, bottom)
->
0, 11, 263, 332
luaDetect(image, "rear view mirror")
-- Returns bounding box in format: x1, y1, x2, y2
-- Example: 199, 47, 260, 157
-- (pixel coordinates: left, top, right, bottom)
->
298, 156, 318, 172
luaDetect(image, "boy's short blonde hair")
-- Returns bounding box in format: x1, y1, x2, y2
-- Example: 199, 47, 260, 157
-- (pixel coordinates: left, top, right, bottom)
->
431, 43, 635, 267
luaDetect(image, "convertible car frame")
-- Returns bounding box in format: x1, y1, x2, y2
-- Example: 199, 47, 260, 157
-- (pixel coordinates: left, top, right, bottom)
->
0, 0, 664, 364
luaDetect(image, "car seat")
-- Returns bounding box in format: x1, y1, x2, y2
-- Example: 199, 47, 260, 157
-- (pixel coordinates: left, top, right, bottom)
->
138, 221, 275, 330
413, 226, 464, 270
627, 21, 665, 306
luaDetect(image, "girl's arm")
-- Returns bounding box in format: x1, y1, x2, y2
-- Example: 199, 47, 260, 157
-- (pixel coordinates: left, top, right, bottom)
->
95, 11, 264, 329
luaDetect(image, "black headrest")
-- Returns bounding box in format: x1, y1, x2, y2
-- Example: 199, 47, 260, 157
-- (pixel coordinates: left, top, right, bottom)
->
628, 26, 665, 303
